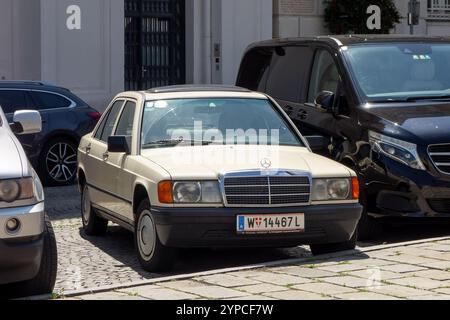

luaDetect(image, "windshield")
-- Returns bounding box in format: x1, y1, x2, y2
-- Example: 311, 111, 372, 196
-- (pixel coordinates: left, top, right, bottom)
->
343, 43, 450, 102
141, 98, 303, 149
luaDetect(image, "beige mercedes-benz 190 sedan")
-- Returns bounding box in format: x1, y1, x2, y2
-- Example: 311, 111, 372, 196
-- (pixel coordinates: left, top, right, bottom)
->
77, 85, 362, 272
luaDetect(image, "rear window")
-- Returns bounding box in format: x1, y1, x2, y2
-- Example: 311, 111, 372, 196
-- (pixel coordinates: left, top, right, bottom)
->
31, 91, 72, 110
237, 47, 273, 91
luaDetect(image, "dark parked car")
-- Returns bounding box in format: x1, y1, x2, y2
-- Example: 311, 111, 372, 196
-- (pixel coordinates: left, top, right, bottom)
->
237, 35, 450, 239
0, 81, 101, 186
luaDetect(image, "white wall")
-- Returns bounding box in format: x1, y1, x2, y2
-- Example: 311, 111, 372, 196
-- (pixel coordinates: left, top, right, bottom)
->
0, 0, 41, 81
40, 0, 124, 110
186, 0, 272, 86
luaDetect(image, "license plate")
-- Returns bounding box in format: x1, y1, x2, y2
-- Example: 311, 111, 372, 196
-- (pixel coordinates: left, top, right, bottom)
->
236, 214, 305, 234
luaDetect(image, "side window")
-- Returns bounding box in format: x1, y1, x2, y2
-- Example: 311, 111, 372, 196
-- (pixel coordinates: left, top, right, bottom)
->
94, 100, 124, 142
308, 49, 340, 102
31, 91, 72, 110
0, 90, 30, 114
236, 47, 273, 91
115, 101, 136, 136
265, 46, 314, 102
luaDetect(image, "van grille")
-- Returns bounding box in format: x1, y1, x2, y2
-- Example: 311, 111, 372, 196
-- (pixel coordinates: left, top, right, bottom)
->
428, 144, 450, 175
223, 174, 311, 207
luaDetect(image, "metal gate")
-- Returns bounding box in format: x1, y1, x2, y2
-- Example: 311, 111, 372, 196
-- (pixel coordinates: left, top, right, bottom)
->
125, 0, 185, 90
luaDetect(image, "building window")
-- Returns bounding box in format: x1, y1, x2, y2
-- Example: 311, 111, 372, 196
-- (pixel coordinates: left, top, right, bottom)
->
428, 0, 450, 20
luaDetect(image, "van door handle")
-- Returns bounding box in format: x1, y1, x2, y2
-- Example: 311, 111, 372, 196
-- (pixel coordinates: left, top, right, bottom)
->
102, 152, 109, 161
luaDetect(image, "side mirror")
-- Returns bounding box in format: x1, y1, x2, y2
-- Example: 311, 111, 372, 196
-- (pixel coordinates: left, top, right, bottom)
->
108, 136, 131, 154
315, 91, 335, 113
305, 135, 330, 152
10, 110, 42, 135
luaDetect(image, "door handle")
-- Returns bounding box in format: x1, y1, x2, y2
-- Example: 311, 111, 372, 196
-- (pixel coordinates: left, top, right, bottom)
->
85, 144, 91, 154
102, 152, 109, 161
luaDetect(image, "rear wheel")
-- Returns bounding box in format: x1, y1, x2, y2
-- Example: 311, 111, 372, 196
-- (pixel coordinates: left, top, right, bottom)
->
81, 184, 108, 236
135, 199, 177, 272
40, 138, 78, 186
310, 231, 357, 256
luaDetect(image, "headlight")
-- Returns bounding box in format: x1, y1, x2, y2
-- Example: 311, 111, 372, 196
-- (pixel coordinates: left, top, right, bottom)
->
312, 178, 357, 201
159, 181, 223, 204
0, 178, 34, 203
369, 131, 425, 170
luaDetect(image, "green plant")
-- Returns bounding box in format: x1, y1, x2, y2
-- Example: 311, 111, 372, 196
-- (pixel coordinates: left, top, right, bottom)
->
323, 0, 401, 34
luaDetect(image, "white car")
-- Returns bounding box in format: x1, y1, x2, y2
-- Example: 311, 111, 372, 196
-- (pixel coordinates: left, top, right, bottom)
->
77, 85, 362, 272
0, 107, 57, 298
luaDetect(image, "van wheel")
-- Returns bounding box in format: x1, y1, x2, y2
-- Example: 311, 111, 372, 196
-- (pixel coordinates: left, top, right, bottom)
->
135, 199, 177, 272
81, 184, 108, 236
40, 138, 78, 186
357, 190, 383, 240
7, 217, 58, 298
310, 231, 357, 256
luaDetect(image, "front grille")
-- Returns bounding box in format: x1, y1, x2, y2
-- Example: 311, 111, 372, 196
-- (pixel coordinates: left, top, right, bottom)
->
428, 144, 450, 174
428, 199, 450, 214
223, 174, 311, 207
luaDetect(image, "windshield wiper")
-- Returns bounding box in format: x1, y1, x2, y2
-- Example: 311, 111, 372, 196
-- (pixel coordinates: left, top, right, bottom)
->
142, 139, 219, 149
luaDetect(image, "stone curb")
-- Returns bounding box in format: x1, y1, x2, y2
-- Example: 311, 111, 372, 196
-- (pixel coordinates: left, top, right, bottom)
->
32, 235, 450, 300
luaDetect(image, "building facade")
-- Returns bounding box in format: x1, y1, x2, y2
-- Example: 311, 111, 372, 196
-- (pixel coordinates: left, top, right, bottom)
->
0, 0, 449, 110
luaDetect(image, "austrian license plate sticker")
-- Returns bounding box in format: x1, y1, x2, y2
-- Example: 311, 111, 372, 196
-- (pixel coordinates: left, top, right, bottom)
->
237, 214, 305, 234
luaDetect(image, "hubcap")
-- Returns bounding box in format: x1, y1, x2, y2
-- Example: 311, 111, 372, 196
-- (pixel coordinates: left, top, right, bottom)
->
46, 142, 77, 183
137, 210, 156, 261
82, 186, 91, 224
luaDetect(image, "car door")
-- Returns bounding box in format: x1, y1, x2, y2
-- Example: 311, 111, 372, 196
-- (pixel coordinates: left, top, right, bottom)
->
105, 99, 137, 223
85, 99, 125, 210
0, 89, 45, 157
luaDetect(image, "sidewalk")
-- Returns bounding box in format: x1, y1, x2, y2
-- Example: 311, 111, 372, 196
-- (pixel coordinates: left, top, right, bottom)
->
60, 237, 450, 300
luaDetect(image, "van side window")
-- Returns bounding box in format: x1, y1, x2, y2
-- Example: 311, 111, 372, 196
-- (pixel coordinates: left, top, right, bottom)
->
266, 46, 314, 102
237, 47, 273, 91
308, 50, 340, 103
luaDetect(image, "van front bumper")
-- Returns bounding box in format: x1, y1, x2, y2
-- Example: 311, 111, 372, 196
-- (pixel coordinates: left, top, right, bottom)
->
0, 202, 45, 285
152, 204, 362, 248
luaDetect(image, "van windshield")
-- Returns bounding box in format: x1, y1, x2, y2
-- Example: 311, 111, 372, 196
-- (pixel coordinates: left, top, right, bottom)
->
343, 43, 450, 102
141, 98, 303, 149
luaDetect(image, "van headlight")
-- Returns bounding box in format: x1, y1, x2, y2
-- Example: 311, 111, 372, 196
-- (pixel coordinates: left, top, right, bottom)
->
312, 178, 357, 201
369, 131, 425, 170
0, 178, 34, 203
159, 181, 223, 204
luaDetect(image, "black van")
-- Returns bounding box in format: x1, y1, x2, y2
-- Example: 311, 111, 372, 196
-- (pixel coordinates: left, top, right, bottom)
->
237, 35, 450, 239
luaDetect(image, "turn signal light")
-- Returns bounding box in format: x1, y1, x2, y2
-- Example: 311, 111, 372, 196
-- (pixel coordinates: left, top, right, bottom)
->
351, 177, 360, 200
158, 181, 173, 204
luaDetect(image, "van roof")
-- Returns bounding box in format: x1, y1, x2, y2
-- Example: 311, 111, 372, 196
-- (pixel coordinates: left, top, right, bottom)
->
249, 35, 450, 49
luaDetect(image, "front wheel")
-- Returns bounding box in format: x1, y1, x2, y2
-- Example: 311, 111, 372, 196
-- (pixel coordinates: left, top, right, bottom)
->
310, 231, 357, 256
135, 199, 177, 272
81, 184, 108, 236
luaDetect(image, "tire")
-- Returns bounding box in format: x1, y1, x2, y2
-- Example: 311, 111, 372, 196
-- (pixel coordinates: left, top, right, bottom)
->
39, 137, 78, 186
135, 199, 177, 272
81, 184, 108, 236
310, 231, 357, 256
5, 217, 58, 298
357, 190, 383, 240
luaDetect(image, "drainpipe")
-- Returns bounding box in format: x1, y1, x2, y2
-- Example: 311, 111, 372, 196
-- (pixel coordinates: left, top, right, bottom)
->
201, 0, 212, 84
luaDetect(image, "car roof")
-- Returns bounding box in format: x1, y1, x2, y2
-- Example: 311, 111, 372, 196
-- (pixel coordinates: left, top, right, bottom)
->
248, 35, 450, 49
120, 85, 268, 101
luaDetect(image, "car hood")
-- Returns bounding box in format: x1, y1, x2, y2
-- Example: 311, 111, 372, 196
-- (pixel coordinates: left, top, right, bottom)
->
363, 102, 450, 144
0, 128, 25, 179
141, 145, 352, 180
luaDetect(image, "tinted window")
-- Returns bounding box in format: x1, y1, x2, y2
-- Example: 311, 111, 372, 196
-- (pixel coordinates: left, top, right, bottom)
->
115, 101, 136, 136
237, 47, 273, 91
308, 50, 340, 102
31, 91, 72, 109
95, 100, 124, 142
266, 46, 314, 102
0, 90, 29, 114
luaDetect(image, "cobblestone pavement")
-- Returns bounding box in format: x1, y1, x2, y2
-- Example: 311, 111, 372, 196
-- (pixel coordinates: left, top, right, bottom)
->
47, 185, 450, 296
67, 238, 450, 300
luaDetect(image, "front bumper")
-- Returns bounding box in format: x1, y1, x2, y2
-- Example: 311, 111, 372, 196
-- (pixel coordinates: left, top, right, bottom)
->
152, 204, 362, 248
0, 202, 45, 285
365, 155, 450, 218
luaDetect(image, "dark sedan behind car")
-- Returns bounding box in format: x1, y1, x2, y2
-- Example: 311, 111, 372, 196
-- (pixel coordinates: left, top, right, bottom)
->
0, 81, 101, 186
